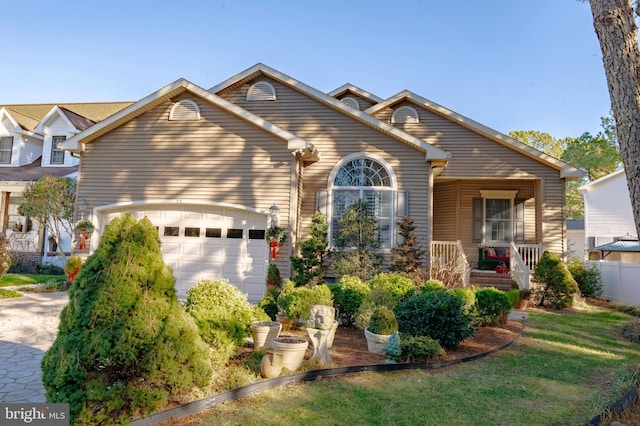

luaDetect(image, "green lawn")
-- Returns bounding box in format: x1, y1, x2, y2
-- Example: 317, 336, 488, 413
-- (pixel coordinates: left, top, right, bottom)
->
0, 273, 65, 287
196, 303, 640, 425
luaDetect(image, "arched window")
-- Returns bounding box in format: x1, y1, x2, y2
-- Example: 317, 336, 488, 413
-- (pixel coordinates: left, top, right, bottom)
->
247, 81, 277, 101
341, 96, 360, 110
391, 105, 420, 124
169, 99, 200, 121
329, 154, 397, 248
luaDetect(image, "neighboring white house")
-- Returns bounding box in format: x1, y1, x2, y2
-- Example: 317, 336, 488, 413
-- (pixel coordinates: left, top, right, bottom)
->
566, 219, 585, 260
579, 169, 637, 259
0, 102, 132, 266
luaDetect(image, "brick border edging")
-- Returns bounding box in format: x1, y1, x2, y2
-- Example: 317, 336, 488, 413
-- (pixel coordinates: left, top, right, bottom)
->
130, 324, 524, 425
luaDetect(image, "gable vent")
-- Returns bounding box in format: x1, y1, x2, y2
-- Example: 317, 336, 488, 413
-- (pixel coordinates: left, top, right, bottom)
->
391, 106, 420, 124
169, 99, 200, 121
341, 96, 360, 109
247, 81, 276, 101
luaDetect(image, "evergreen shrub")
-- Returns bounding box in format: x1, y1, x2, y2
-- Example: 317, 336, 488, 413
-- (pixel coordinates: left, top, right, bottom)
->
328, 275, 370, 326
399, 335, 445, 363
368, 306, 398, 335
533, 251, 579, 309
41, 214, 213, 425
567, 260, 603, 297
474, 287, 512, 326
396, 289, 474, 347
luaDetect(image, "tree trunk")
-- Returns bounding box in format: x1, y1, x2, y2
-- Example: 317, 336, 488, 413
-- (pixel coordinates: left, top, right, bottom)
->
589, 0, 640, 238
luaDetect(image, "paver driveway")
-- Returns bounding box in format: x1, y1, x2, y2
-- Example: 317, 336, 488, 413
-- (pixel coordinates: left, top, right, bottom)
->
0, 290, 67, 402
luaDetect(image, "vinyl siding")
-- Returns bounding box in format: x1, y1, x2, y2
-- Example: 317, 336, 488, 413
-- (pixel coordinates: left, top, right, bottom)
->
376, 101, 567, 259
336, 94, 376, 111
219, 77, 432, 263
77, 93, 296, 255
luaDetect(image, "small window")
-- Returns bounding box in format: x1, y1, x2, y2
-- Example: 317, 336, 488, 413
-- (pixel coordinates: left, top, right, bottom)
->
249, 229, 266, 240
169, 99, 200, 121
205, 228, 222, 238
227, 228, 243, 239
246, 81, 276, 101
341, 97, 360, 109
0, 136, 13, 164
51, 136, 66, 164
391, 106, 420, 124
163, 226, 179, 236
185, 227, 200, 237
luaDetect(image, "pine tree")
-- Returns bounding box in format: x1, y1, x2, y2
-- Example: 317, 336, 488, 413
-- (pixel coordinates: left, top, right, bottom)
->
290, 210, 330, 286
390, 216, 425, 274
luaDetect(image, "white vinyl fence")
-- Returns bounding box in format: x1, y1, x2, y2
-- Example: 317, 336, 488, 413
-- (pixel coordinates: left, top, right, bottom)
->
587, 260, 640, 306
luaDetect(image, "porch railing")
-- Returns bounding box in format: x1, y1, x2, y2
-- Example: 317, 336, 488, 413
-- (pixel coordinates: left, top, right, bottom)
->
510, 242, 530, 290
431, 240, 470, 287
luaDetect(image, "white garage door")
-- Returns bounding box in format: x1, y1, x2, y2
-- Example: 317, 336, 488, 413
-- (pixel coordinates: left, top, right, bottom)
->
101, 204, 269, 303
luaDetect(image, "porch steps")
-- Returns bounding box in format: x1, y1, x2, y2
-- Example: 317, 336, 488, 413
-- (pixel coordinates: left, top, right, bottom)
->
469, 270, 514, 291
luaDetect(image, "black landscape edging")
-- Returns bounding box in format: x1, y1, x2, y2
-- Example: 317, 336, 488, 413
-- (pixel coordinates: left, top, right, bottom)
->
129, 325, 523, 425
588, 383, 639, 425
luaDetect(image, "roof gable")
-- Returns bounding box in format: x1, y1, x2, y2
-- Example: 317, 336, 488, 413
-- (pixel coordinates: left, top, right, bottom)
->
327, 83, 383, 104
579, 168, 626, 192
368, 90, 583, 179
209, 63, 449, 165
35, 106, 80, 133
61, 79, 319, 162
0, 108, 21, 132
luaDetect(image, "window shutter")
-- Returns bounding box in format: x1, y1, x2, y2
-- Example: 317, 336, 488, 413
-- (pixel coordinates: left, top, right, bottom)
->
472, 197, 483, 243
316, 190, 329, 218
395, 191, 409, 219
514, 198, 525, 242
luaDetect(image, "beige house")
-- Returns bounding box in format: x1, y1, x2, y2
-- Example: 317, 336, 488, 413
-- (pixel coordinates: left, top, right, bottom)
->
57, 63, 581, 302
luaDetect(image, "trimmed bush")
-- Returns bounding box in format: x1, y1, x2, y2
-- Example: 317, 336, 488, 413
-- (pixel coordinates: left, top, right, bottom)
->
185, 279, 268, 365
368, 306, 398, 335
258, 285, 280, 320
419, 279, 446, 293
474, 288, 512, 326
399, 334, 445, 363
277, 281, 333, 321
533, 251, 579, 309
396, 289, 474, 348
505, 288, 521, 308
451, 287, 476, 312
369, 272, 415, 299
329, 275, 370, 326
568, 260, 603, 297
41, 214, 214, 425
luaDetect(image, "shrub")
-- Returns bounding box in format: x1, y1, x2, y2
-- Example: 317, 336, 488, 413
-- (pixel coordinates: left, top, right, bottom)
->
390, 216, 425, 274
533, 251, 579, 309
474, 288, 512, 326
368, 306, 398, 335
289, 210, 330, 286
37, 263, 64, 275
369, 272, 415, 300
619, 320, 640, 344
355, 286, 399, 330
266, 263, 281, 287
399, 334, 445, 363
419, 279, 446, 293
258, 285, 281, 320
333, 200, 382, 280
185, 279, 267, 363
328, 275, 370, 326
0, 233, 10, 277
396, 289, 474, 348
505, 288, 521, 308
568, 260, 603, 297
450, 287, 476, 312
277, 281, 333, 321
41, 214, 213, 424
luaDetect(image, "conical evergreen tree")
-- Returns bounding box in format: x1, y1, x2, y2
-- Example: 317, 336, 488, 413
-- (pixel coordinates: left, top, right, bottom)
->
290, 210, 330, 286
390, 216, 425, 274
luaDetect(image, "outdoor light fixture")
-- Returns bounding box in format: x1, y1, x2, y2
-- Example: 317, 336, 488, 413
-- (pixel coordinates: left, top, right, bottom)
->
269, 202, 280, 226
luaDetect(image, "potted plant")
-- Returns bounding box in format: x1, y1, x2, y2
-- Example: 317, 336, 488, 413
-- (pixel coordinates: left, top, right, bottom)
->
364, 306, 398, 354
266, 225, 286, 259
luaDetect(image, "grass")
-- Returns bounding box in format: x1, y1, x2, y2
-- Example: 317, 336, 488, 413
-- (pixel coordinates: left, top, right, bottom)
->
0, 288, 22, 298
0, 273, 65, 287
189, 302, 640, 425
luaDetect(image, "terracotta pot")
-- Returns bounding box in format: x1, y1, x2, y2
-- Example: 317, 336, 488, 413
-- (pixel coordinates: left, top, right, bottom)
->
271, 336, 308, 371
364, 327, 392, 355
250, 321, 282, 350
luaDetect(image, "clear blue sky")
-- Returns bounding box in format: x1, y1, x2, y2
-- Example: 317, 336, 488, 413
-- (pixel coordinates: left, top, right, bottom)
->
1, 0, 610, 139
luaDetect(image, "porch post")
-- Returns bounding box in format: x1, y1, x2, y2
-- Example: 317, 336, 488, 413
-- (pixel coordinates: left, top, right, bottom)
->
425, 165, 434, 277
0, 192, 9, 233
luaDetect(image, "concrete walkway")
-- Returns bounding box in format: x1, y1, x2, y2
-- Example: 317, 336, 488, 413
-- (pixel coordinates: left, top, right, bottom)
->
0, 290, 67, 403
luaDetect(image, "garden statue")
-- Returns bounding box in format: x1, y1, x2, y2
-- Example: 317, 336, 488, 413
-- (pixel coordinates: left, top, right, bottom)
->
306, 304, 335, 364
384, 331, 402, 363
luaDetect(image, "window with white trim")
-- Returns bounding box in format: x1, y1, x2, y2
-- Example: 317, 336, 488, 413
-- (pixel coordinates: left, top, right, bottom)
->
247, 81, 276, 101
391, 106, 420, 124
0, 136, 13, 164
51, 136, 66, 165
169, 99, 200, 121
473, 190, 522, 244
330, 155, 395, 248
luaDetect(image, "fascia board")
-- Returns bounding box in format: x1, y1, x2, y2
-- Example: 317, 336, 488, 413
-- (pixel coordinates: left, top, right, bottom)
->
327, 83, 384, 103
578, 168, 625, 193
210, 64, 449, 161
